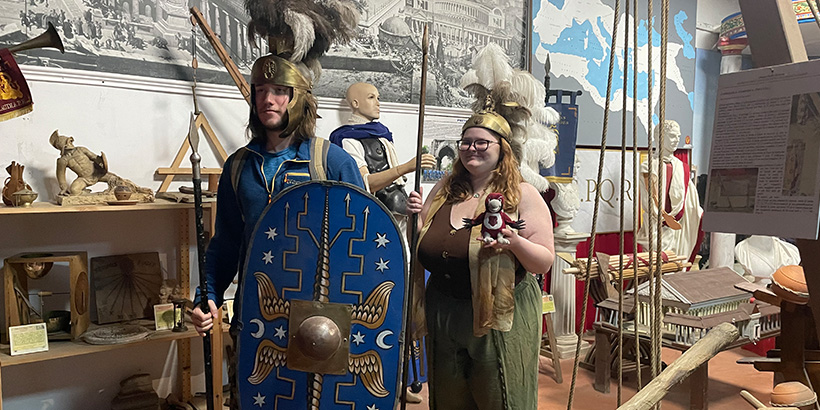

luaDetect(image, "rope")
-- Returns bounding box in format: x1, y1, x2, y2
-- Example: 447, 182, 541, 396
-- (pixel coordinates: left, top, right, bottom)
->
566, 0, 621, 407
651, 1, 670, 408
617, 0, 631, 403
645, 0, 658, 385
631, 0, 642, 391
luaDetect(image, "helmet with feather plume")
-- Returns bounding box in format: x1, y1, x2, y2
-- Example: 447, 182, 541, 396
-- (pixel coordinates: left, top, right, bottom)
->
460, 44, 559, 192
246, 0, 360, 137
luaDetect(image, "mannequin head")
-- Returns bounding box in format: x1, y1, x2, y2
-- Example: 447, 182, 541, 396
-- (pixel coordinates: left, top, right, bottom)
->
653, 120, 681, 158
345, 82, 380, 121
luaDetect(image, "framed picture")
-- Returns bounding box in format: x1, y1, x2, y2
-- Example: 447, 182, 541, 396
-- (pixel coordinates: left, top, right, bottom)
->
0, 0, 531, 106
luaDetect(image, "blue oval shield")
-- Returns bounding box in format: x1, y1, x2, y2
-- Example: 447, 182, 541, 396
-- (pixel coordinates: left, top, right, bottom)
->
236, 181, 407, 409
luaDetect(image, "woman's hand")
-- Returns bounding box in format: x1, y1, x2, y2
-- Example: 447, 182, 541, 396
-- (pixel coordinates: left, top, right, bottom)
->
406, 188, 423, 215
480, 227, 524, 251
191, 299, 219, 337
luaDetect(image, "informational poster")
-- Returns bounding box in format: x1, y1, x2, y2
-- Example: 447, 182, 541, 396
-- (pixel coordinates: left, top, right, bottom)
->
703, 59, 820, 239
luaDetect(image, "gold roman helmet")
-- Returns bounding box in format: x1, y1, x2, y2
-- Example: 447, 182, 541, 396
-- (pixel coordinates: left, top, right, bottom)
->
250, 54, 313, 137
462, 95, 512, 140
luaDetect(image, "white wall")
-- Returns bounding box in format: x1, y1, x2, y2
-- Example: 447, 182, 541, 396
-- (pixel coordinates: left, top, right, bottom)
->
0, 65, 464, 409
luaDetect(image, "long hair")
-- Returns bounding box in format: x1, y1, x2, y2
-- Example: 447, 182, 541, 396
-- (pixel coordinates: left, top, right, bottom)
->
246, 88, 318, 145
439, 132, 523, 213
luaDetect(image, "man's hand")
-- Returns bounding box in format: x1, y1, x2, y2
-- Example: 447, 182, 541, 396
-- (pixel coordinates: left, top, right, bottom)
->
191, 299, 219, 337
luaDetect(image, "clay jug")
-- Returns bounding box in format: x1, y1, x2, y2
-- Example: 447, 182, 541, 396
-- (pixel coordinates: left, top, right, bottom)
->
2, 162, 31, 206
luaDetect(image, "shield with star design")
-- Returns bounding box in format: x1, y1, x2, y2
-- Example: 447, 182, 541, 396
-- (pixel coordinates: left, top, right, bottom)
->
236, 180, 407, 410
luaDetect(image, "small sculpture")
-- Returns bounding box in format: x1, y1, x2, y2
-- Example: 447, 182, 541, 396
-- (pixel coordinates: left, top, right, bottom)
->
49, 130, 154, 205
2, 161, 32, 206
462, 193, 525, 245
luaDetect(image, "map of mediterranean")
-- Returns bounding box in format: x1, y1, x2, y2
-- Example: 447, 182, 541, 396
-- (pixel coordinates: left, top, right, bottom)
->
531, 0, 696, 146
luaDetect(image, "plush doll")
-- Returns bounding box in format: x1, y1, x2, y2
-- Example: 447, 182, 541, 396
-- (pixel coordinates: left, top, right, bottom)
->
463, 193, 526, 245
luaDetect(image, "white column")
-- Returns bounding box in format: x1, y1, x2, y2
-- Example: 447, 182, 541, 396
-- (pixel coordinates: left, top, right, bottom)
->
550, 231, 591, 359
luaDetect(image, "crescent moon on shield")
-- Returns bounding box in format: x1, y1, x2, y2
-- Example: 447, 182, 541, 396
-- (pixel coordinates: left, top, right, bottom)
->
250, 318, 264, 339
376, 329, 393, 350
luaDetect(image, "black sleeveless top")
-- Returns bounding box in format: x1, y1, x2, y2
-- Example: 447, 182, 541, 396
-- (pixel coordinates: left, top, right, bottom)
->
418, 203, 473, 299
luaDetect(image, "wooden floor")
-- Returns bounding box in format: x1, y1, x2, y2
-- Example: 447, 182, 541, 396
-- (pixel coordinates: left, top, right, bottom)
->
406, 346, 775, 410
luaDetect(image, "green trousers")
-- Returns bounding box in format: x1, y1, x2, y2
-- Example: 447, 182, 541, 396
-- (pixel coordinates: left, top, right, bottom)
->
425, 273, 541, 410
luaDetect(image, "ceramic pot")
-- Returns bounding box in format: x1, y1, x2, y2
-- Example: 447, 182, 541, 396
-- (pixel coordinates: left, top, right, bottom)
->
771, 265, 809, 305
11, 188, 37, 207
114, 186, 132, 201
770, 381, 817, 408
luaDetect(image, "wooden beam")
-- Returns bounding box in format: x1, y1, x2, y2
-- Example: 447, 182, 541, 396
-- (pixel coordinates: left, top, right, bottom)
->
617, 323, 739, 410
156, 168, 223, 175
738, 0, 808, 67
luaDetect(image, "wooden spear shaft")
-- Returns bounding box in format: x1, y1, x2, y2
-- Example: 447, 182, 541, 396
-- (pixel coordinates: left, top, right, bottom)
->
617, 322, 739, 410
400, 24, 429, 410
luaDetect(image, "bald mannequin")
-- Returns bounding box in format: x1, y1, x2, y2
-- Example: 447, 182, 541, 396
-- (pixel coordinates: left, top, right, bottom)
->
331, 83, 434, 225
341, 83, 433, 192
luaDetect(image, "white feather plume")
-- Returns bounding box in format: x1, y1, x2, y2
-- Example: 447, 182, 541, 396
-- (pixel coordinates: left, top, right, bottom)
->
472, 43, 513, 89
461, 43, 562, 193
284, 10, 315, 63
460, 69, 479, 89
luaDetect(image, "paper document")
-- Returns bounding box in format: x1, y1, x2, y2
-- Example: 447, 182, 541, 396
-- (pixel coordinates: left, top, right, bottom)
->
703, 59, 820, 239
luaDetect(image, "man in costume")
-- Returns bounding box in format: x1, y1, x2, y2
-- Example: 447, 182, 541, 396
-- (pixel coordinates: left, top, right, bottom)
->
330, 82, 434, 232
637, 120, 703, 263
191, 0, 364, 405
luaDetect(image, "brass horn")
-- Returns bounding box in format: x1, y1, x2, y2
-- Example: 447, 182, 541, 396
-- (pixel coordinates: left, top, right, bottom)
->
8, 22, 64, 54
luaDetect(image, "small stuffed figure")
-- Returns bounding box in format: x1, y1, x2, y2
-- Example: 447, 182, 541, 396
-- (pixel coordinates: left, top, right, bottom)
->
463, 193, 525, 245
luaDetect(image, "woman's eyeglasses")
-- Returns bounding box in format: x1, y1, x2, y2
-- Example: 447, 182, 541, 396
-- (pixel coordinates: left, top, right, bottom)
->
457, 139, 499, 152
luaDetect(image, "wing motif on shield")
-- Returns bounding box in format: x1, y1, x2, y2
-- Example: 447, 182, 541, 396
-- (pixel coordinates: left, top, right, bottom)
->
349, 350, 389, 398
351, 281, 394, 329
248, 339, 287, 385
255, 272, 290, 320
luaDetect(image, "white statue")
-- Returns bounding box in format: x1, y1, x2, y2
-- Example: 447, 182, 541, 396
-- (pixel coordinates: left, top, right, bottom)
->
734, 235, 801, 283
549, 157, 582, 235
636, 120, 703, 262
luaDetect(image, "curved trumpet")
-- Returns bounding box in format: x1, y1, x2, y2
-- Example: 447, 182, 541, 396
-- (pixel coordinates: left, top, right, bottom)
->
7, 22, 64, 54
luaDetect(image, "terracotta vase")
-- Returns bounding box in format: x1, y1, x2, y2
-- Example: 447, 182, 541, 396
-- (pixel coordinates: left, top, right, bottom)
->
2, 161, 31, 206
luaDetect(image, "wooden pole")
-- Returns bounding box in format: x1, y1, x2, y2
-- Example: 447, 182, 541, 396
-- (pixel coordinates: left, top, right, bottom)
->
616, 322, 739, 410
400, 24, 429, 410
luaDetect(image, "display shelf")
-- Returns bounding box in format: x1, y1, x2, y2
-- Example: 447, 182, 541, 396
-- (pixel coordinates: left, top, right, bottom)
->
0, 199, 213, 215
0, 197, 219, 409
0, 327, 199, 367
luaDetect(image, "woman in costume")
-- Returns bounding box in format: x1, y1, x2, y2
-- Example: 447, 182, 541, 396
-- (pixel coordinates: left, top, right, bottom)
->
406, 45, 555, 410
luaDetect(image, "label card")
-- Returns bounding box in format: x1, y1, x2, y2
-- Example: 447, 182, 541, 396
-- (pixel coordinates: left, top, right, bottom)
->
542, 294, 556, 314
9, 323, 49, 356
153, 303, 174, 331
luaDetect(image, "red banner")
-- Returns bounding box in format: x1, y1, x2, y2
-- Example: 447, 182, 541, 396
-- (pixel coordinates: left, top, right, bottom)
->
0, 49, 33, 122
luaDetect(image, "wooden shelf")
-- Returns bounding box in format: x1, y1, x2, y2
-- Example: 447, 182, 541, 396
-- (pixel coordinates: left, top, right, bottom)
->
0, 199, 213, 215
0, 327, 200, 367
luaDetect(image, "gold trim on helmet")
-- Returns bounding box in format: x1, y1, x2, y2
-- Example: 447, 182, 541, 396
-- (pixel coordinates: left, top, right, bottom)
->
462, 111, 511, 140
251, 54, 311, 91
251, 54, 312, 137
